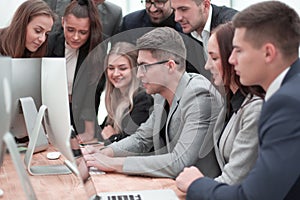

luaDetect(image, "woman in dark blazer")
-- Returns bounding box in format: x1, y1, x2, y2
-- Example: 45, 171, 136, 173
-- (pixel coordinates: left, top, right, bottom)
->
47, 0, 103, 143
100, 42, 153, 145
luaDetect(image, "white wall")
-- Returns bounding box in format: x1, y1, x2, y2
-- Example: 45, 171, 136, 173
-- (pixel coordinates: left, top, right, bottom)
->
0, 0, 25, 28
234, 0, 299, 14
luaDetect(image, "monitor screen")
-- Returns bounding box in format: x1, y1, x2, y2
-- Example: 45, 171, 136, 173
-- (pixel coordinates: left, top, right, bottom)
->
10, 58, 42, 138
0, 57, 37, 199
10, 58, 48, 153
41, 57, 78, 174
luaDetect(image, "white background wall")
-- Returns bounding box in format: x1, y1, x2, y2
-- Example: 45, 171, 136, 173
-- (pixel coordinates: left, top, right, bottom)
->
0, 0, 26, 28
1, 0, 299, 28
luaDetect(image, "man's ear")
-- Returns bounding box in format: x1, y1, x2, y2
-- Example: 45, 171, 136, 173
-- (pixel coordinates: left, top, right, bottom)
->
264, 43, 277, 63
203, 0, 211, 9
168, 60, 177, 73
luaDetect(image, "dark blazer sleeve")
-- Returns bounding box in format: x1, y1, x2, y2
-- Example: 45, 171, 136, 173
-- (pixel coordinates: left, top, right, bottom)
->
104, 90, 153, 145
186, 73, 300, 200
211, 4, 238, 30
119, 10, 150, 32
46, 30, 65, 57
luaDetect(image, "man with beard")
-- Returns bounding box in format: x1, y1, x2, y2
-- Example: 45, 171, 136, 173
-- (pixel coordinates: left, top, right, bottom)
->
118, 0, 210, 77
119, 0, 181, 33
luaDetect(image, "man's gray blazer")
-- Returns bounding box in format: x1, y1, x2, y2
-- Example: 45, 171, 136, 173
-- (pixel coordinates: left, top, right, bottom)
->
109, 72, 222, 178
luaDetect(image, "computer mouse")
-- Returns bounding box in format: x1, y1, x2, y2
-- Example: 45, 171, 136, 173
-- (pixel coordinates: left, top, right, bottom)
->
46, 152, 61, 160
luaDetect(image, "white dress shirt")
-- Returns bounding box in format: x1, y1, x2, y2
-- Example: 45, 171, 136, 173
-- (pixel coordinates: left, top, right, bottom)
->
191, 5, 212, 61
65, 43, 78, 95
265, 67, 290, 101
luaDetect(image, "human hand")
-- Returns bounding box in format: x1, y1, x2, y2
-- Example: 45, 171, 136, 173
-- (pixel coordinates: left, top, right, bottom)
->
101, 125, 116, 140
176, 166, 204, 193
76, 120, 96, 143
76, 156, 90, 181
81, 145, 99, 155
82, 145, 114, 157
83, 152, 116, 172
76, 132, 95, 144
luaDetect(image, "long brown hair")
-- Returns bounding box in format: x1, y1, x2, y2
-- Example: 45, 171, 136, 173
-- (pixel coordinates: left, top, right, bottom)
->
0, 0, 55, 58
212, 22, 265, 114
104, 42, 140, 133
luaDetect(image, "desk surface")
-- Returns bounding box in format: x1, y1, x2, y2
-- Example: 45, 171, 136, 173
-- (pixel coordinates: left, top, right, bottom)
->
0, 146, 185, 200
0, 148, 88, 200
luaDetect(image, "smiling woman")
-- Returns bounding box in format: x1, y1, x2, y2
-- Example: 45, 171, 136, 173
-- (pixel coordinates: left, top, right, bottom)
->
0, 0, 55, 58
101, 42, 153, 145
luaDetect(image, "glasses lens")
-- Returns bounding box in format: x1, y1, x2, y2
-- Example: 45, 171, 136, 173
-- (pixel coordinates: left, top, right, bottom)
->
155, 2, 165, 8
145, 1, 165, 8
138, 65, 146, 73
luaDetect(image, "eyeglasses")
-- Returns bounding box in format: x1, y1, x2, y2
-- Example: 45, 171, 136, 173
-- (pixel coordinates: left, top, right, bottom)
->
137, 60, 179, 73
142, 0, 167, 9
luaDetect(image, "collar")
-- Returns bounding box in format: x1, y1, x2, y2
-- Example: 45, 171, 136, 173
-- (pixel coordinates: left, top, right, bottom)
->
265, 67, 290, 101
170, 72, 191, 106
191, 5, 212, 42
230, 89, 245, 113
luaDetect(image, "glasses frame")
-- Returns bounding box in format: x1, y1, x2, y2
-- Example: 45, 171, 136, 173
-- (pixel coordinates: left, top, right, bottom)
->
137, 60, 179, 73
142, 0, 167, 9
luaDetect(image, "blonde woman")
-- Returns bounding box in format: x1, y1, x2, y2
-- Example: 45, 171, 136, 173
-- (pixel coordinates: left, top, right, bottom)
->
101, 42, 153, 145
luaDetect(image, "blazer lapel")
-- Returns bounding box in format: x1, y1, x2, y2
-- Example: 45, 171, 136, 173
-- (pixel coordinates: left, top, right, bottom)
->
216, 94, 252, 167
153, 96, 168, 152
218, 113, 237, 159
260, 58, 300, 127
213, 107, 226, 168
165, 73, 191, 151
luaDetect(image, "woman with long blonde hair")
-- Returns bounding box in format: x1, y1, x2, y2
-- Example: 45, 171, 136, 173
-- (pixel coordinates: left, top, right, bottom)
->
101, 42, 153, 145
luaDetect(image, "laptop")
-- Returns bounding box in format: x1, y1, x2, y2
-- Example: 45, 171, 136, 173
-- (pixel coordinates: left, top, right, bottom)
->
98, 189, 179, 200
71, 139, 179, 200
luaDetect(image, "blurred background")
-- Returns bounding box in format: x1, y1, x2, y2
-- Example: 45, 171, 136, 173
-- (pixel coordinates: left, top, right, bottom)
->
1, 0, 300, 28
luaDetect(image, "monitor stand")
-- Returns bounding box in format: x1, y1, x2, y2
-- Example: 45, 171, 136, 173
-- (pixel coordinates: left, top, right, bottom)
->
3, 131, 37, 200
19, 97, 49, 153
24, 104, 72, 175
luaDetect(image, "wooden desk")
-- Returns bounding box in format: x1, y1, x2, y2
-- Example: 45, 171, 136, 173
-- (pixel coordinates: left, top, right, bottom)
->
0, 147, 87, 200
91, 173, 186, 200
0, 146, 186, 200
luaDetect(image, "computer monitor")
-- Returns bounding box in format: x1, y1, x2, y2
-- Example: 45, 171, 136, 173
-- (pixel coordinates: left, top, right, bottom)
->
0, 57, 37, 199
0, 57, 11, 167
10, 58, 48, 152
24, 58, 78, 176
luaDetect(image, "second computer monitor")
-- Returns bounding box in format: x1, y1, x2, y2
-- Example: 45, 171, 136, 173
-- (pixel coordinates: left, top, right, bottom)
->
10, 58, 42, 138
9, 58, 48, 153
0, 57, 12, 166
41, 58, 78, 174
